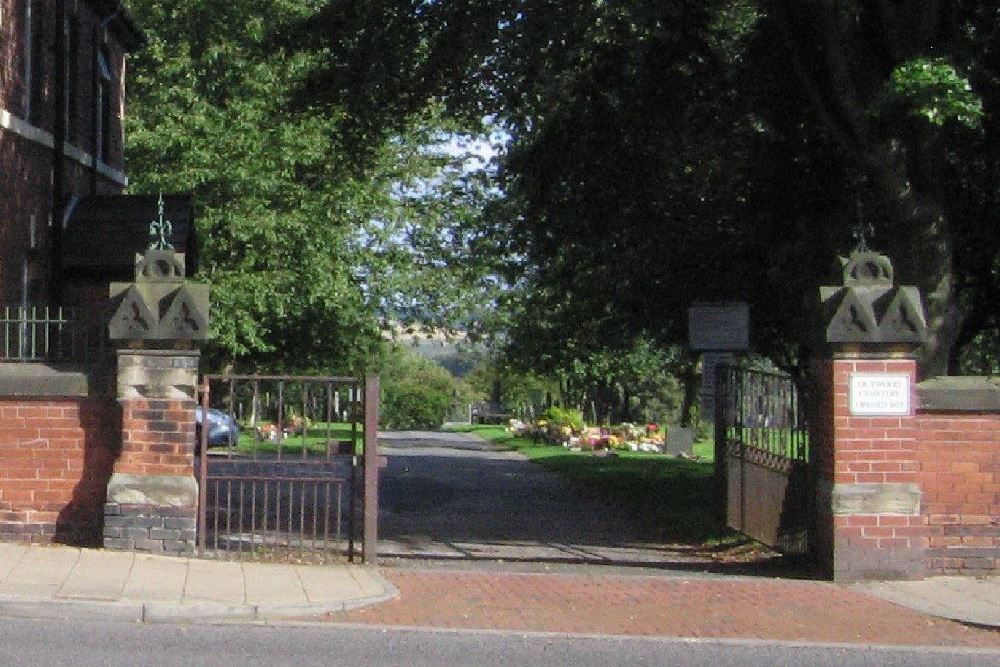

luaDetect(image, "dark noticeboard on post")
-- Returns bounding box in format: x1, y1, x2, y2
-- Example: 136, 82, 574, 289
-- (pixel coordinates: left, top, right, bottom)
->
688, 302, 749, 425
688, 302, 749, 352
62, 194, 196, 281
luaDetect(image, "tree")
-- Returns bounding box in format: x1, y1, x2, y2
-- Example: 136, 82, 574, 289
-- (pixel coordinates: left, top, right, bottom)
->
288, 1, 1000, 379
126, 1, 498, 372
378, 344, 477, 428
126, 0, 376, 371
756, 1, 999, 375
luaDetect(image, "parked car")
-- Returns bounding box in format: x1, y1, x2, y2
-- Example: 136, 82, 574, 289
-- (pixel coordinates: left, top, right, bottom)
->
194, 407, 239, 453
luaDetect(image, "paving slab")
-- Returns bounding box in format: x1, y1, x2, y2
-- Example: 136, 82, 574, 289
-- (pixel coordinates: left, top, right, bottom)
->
122, 553, 188, 602
0, 545, 79, 598
57, 550, 134, 600
853, 576, 1000, 628
348, 567, 387, 598
0, 544, 393, 623
296, 564, 368, 602
183, 558, 246, 603
0, 542, 28, 581
243, 562, 308, 605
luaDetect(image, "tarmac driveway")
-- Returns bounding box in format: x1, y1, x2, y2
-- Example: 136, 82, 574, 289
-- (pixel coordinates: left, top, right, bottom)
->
376, 430, 720, 570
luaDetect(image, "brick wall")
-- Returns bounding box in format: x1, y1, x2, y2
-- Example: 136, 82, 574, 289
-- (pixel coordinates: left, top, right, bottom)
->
0, 396, 118, 544
917, 412, 999, 576
814, 362, 1000, 580
116, 398, 196, 477
817, 357, 927, 581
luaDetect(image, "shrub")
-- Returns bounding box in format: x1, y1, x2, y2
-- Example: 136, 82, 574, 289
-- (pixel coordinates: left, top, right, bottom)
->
541, 406, 585, 432
379, 345, 475, 430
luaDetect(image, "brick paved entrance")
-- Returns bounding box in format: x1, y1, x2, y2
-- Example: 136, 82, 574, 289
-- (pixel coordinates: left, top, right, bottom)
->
331, 568, 1000, 648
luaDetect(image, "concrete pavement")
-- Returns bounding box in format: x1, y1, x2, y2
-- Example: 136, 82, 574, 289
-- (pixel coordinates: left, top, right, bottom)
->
854, 576, 1000, 628
0, 542, 394, 622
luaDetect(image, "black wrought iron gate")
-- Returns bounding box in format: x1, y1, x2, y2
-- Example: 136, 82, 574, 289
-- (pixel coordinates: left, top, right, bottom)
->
196, 374, 380, 563
715, 367, 810, 554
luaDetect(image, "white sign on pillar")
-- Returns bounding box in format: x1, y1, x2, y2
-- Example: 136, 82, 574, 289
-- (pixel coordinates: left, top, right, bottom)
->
849, 373, 910, 416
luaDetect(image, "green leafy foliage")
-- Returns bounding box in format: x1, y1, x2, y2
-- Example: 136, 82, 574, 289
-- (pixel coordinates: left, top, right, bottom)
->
540, 406, 585, 433
286, 0, 1000, 380
129, 0, 1000, 385
126, 1, 501, 373
555, 340, 688, 426
887, 58, 983, 128
378, 345, 475, 429
126, 0, 377, 371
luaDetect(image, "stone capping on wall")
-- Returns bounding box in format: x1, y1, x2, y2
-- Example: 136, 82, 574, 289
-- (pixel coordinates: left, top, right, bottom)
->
0, 363, 98, 397
917, 376, 1000, 412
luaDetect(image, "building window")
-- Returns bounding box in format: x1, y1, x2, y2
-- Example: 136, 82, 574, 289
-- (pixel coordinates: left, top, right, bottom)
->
96, 46, 112, 162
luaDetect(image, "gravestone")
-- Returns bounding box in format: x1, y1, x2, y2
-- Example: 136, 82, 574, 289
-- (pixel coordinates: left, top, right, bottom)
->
664, 426, 695, 457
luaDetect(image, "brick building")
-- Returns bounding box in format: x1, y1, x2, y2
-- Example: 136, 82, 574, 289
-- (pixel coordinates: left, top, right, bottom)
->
0, 3, 204, 549
1, 0, 143, 306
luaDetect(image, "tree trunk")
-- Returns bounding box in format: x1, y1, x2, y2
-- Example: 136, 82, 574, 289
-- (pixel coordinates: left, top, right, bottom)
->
864, 142, 963, 379
679, 358, 700, 427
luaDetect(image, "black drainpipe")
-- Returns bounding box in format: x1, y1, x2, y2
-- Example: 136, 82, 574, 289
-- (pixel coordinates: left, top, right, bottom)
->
50, 0, 66, 305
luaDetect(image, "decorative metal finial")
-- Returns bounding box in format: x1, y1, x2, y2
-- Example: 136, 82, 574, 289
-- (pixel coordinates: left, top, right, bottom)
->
852, 199, 873, 253
149, 193, 174, 250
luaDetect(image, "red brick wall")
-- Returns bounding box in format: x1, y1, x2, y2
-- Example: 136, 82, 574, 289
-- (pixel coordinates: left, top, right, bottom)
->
0, 396, 119, 544
812, 357, 928, 580
814, 355, 1000, 579
917, 412, 999, 576
829, 359, 920, 487
831, 358, 925, 579
116, 399, 196, 477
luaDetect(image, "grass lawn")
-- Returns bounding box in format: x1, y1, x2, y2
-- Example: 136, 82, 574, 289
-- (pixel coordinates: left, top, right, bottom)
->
207, 422, 363, 456
447, 424, 740, 546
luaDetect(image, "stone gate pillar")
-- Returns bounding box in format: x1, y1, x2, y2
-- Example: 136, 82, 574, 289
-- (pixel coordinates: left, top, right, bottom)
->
103, 247, 209, 554
813, 250, 928, 581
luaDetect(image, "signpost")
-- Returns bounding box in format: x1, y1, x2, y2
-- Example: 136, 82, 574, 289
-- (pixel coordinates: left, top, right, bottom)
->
688, 302, 749, 423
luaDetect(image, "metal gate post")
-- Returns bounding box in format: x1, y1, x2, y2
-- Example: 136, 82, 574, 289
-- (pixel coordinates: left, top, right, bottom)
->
197, 377, 210, 555
713, 365, 727, 522
362, 374, 380, 564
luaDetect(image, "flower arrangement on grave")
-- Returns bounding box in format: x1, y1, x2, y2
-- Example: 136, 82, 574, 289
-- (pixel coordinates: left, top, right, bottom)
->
508, 413, 670, 453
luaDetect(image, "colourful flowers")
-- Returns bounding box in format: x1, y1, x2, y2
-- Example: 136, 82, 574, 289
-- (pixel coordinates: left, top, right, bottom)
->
508, 417, 667, 453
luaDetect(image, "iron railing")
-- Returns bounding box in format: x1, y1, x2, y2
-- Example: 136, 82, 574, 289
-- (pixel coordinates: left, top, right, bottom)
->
0, 306, 108, 363
716, 366, 809, 466
197, 374, 380, 564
